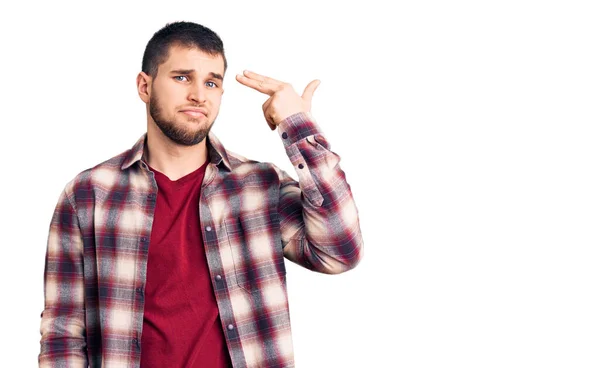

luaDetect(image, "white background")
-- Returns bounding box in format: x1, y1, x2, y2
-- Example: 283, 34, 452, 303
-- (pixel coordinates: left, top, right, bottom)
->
0, 0, 599, 367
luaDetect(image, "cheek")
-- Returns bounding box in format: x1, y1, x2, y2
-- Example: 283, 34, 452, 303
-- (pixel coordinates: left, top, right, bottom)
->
210, 96, 223, 112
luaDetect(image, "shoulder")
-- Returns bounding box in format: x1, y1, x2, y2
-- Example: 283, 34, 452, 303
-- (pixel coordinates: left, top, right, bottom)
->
62, 147, 134, 199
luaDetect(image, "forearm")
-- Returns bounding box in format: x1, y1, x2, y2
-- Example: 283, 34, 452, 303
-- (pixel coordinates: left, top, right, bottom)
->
39, 309, 88, 367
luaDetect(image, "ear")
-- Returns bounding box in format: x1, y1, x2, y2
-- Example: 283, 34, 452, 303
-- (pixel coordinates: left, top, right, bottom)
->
137, 72, 152, 103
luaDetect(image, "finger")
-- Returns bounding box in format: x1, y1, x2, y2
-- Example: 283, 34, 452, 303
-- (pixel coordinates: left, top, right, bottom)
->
243, 70, 284, 85
236, 74, 276, 96
302, 79, 321, 102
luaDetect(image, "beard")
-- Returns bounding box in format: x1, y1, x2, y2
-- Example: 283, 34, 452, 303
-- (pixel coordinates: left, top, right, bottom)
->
149, 93, 215, 146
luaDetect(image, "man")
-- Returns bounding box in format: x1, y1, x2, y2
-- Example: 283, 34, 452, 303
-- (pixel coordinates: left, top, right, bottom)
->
39, 21, 363, 368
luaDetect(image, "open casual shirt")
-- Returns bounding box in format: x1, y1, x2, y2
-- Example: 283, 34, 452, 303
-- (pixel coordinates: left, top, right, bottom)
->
39, 112, 364, 368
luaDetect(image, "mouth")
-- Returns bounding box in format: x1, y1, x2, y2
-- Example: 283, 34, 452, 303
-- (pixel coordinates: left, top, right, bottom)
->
180, 110, 207, 118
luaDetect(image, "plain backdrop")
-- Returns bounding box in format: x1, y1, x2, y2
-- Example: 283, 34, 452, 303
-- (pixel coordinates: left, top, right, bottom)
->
1, 0, 599, 367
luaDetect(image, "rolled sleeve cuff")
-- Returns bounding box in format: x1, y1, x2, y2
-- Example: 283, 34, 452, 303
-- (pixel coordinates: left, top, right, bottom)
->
277, 112, 323, 148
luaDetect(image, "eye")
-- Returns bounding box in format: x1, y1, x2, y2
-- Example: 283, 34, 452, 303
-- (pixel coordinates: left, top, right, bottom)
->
206, 81, 218, 88
174, 75, 189, 82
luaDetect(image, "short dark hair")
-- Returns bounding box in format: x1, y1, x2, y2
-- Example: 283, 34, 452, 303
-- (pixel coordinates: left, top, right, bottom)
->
141, 21, 227, 79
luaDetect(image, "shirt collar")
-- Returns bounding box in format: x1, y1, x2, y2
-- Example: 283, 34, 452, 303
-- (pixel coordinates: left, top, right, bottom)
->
120, 131, 232, 171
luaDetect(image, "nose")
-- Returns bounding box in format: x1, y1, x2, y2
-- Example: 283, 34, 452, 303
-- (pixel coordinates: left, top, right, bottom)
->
188, 82, 207, 104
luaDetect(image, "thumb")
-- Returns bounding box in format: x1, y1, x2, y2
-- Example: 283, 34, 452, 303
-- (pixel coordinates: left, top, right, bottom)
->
301, 79, 321, 102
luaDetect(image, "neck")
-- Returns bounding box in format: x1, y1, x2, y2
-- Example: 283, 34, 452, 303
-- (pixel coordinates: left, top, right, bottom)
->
144, 123, 209, 181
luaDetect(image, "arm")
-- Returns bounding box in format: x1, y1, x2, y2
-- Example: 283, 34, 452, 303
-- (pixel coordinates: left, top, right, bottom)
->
39, 183, 88, 367
234, 70, 363, 273
275, 112, 364, 274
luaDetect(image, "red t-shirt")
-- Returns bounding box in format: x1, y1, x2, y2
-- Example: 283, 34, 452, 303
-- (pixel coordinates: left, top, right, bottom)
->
140, 160, 232, 367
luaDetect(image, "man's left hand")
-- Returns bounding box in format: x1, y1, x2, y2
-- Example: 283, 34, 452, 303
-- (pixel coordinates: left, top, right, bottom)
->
236, 70, 320, 130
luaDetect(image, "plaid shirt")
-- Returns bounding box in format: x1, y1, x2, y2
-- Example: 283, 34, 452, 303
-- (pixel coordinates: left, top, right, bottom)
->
39, 112, 364, 368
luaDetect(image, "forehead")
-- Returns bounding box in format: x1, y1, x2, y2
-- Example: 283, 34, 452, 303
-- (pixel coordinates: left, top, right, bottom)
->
159, 45, 224, 74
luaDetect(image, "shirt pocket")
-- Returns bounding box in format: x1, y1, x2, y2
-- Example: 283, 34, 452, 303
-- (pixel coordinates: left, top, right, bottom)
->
224, 216, 286, 294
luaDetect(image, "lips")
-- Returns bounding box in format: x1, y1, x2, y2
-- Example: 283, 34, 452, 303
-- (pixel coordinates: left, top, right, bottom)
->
180, 108, 208, 118
181, 110, 205, 117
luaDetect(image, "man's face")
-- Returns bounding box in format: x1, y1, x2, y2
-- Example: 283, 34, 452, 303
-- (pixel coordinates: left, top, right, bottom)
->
148, 45, 225, 146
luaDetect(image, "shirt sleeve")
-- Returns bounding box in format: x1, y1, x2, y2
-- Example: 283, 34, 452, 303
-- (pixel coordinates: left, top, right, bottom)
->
39, 182, 89, 367
274, 112, 364, 274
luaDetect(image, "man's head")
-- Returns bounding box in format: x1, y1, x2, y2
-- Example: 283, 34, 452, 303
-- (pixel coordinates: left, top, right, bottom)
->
137, 21, 227, 146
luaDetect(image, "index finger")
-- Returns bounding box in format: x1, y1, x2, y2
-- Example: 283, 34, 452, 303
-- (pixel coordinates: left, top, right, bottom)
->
235, 74, 276, 95
242, 70, 284, 85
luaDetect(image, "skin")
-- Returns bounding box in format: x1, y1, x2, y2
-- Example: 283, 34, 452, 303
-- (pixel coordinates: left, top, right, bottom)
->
235, 70, 320, 130
136, 44, 320, 181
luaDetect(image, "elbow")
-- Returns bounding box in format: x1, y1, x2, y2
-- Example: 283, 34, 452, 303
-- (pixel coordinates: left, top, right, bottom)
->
318, 237, 364, 275
336, 241, 364, 274
346, 244, 364, 271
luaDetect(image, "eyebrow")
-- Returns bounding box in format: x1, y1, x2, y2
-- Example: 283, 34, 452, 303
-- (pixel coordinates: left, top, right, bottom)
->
170, 69, 223, 81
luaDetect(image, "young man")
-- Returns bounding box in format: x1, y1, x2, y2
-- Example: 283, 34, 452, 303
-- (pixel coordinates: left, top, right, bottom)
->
39, 21, 363, 368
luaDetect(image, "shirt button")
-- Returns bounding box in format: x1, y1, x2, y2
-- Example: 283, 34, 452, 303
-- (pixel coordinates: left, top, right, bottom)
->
298, 163, 304, 169
148, 193, 156, 199
206, 226, 212, 232
136, 287, 143, 293
227, 324, 234, 331
215, 275, 222, 281
282, 132, 288, 139
141, 237, 147, 242
132, 338, 138, 345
